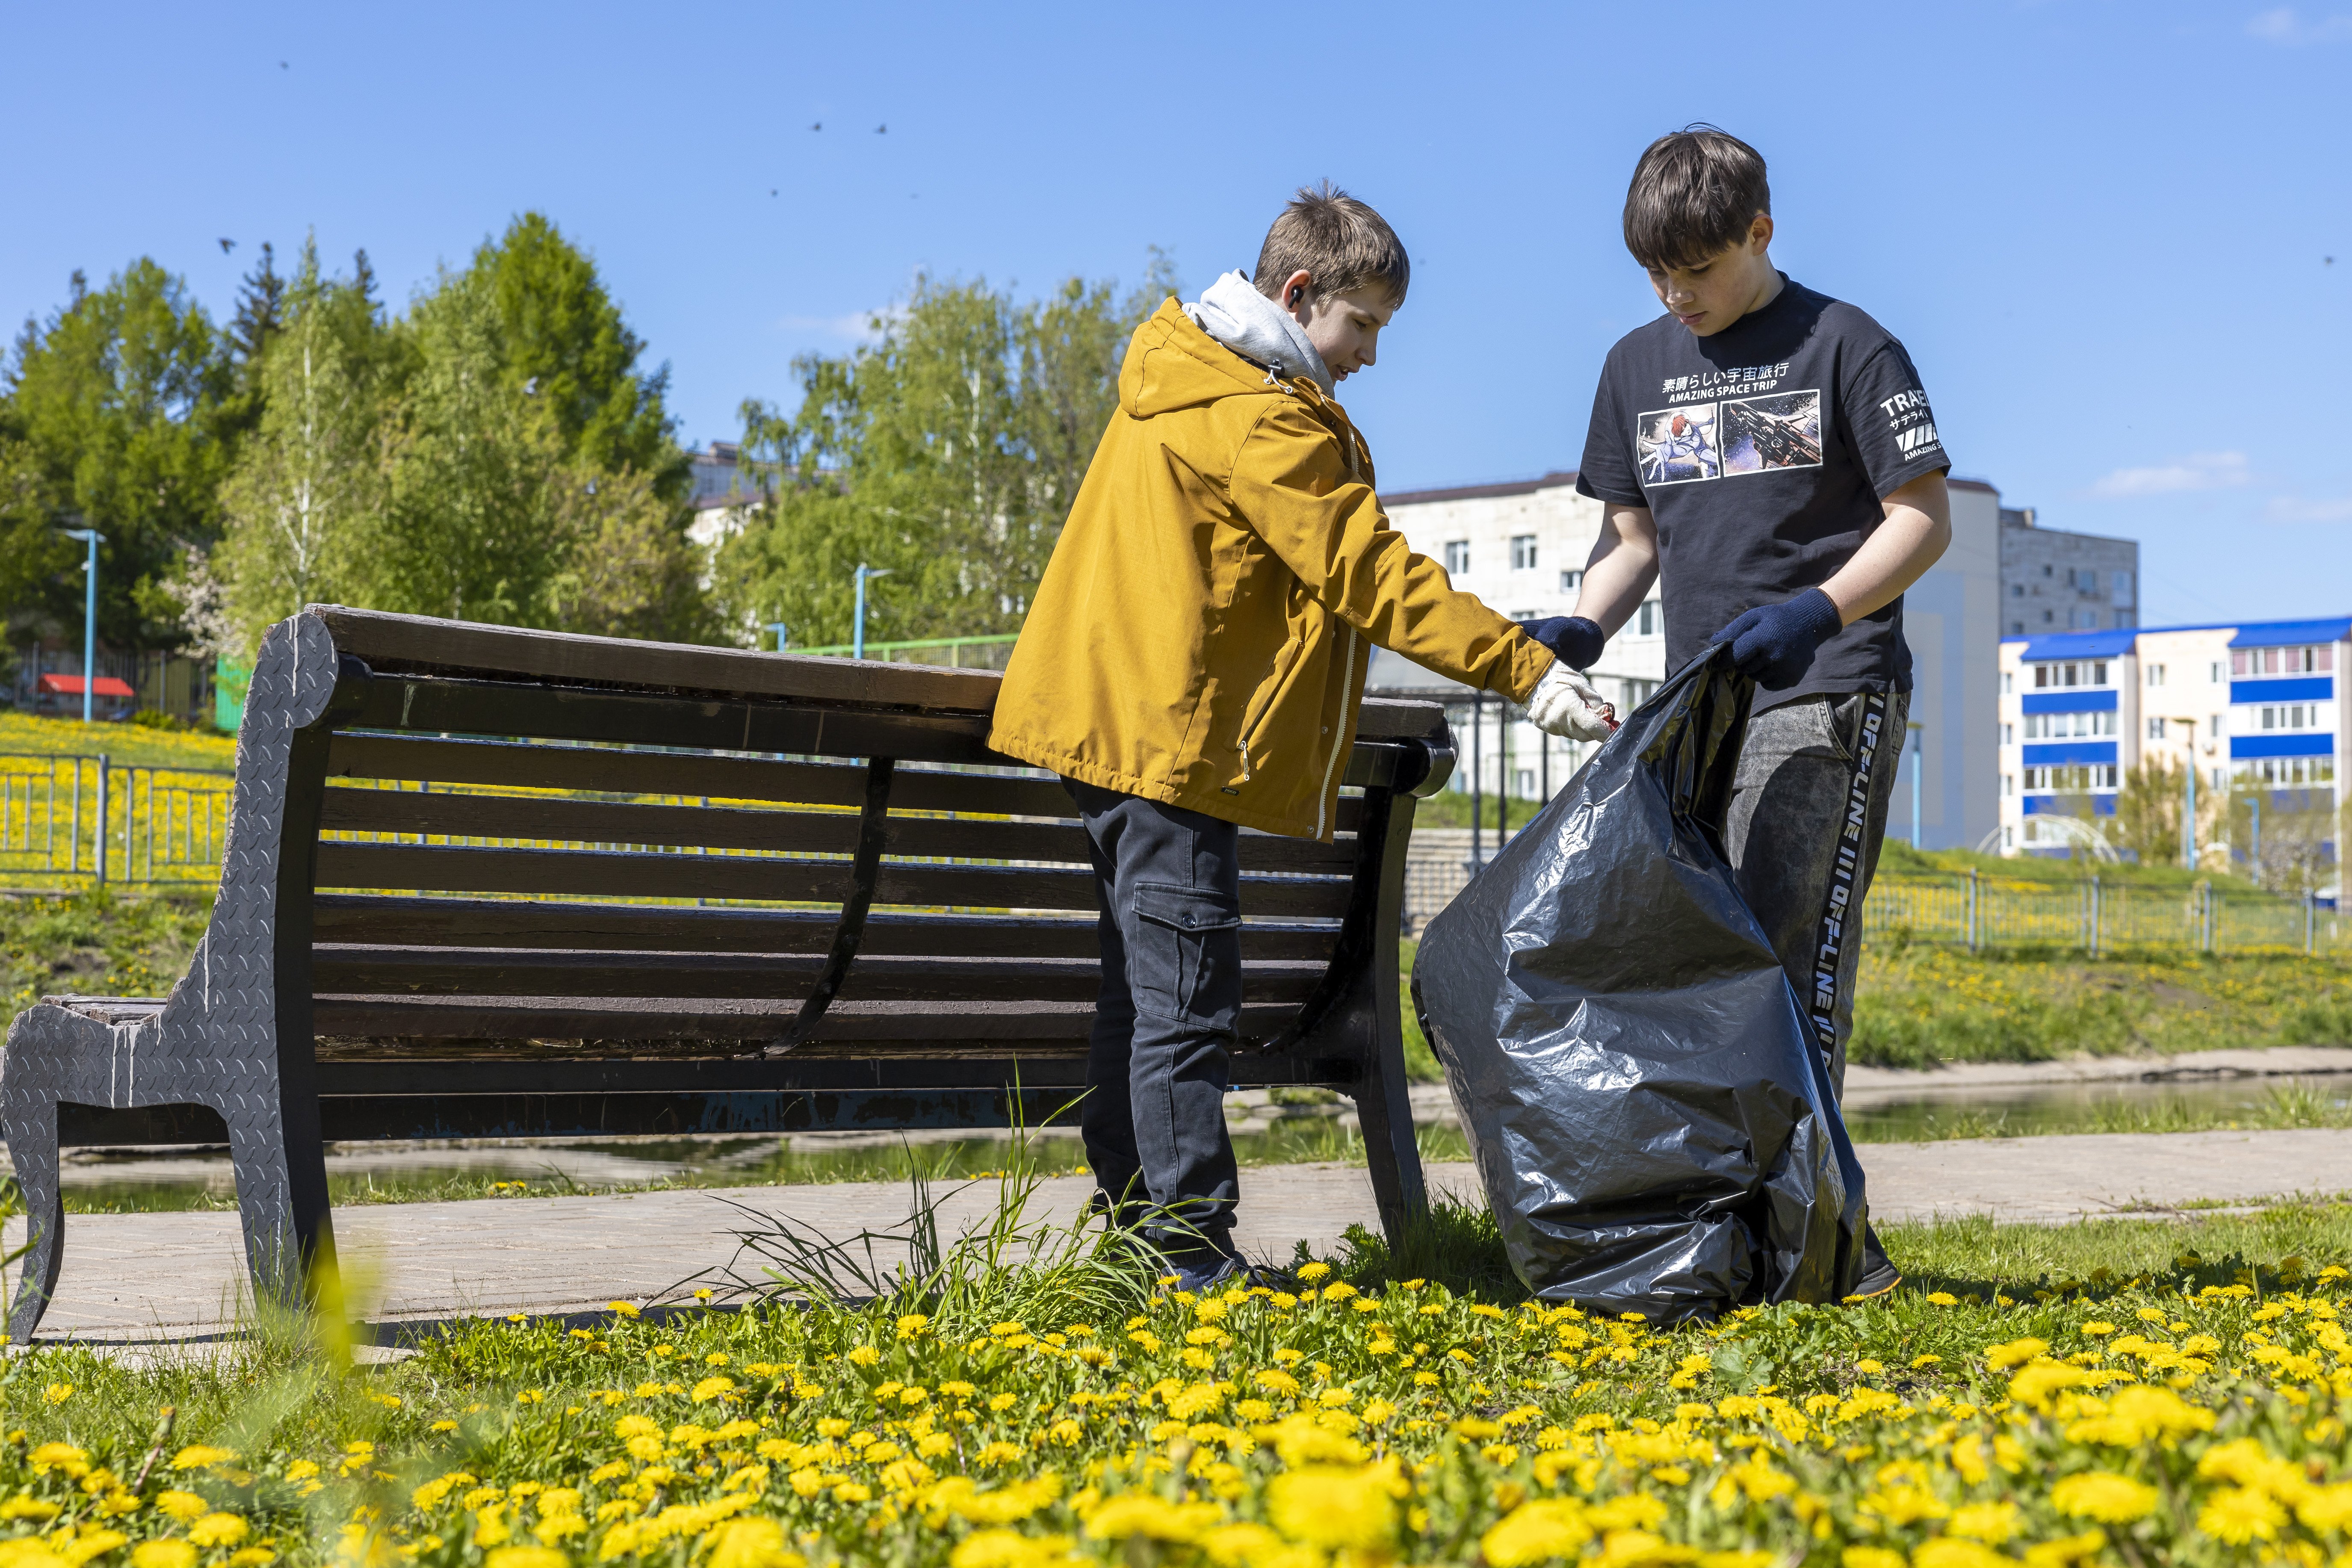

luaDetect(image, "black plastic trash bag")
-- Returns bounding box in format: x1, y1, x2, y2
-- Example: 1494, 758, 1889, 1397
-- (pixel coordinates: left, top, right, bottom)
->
1412, 644, 1867, 1321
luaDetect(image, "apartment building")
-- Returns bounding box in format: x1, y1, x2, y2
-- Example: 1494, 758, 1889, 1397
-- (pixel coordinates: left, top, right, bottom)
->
1996, 616, 2348, 859
1999, 507, 2139, 636
1374, 470, 2002, 854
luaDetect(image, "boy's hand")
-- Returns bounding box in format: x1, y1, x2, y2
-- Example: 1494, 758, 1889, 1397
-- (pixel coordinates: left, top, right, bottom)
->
1713, 588, 1844, 690
1516, 615, 1607, 671
1527, 664, 1616, 741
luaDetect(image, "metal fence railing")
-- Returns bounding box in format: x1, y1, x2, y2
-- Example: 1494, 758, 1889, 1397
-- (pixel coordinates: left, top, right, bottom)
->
0, 752, 236, 890
1401, 833, 2343, 957
1862, 873, 2344, 957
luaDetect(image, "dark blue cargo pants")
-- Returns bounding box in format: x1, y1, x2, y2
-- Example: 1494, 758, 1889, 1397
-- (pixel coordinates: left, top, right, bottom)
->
1061, 778, 1243, 1262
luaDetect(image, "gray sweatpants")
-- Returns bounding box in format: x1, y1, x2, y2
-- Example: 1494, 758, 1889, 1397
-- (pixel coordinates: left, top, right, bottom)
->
1724, 689, 1908, 1287
1724, 689, 1908, 1093
1062, 778, 1243, 1260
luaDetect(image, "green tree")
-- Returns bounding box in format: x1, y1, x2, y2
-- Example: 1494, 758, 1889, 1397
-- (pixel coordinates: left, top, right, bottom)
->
0, 260, 235, 651
718, 260, 1173, 649
475, 213, 684, 491
205, 238, 396, 657
364, 267, 570, 624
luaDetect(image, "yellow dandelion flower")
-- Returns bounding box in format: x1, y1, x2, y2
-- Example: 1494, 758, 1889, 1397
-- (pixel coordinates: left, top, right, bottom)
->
1482, 1500, 1593, 1567
1265, 1466, 1397, 1550
2197, 1487, 2286, 1544
2049, 1473, 2159, 1523
154, 1491, 210, 1523
129, 1546, 195, 1568
168, 1446, 236, 1471
188, 1515, 251, 1548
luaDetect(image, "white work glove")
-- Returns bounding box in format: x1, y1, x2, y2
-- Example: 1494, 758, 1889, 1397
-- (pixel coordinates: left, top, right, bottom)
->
1526, 662, 1616, 742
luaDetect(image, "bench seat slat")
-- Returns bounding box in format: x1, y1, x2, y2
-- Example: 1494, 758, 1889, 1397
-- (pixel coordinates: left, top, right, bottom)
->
318, 787, 1359, 875
313, 843, 1355, 918
309, 946, 1324, 1004
307, 896, 1341, 962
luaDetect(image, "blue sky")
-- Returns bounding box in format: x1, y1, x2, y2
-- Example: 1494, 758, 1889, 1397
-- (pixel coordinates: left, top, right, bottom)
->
3, 1, 2346, 627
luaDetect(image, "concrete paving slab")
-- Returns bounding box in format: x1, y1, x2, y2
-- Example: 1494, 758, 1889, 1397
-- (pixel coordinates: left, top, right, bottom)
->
10, 1128, 2352, 1348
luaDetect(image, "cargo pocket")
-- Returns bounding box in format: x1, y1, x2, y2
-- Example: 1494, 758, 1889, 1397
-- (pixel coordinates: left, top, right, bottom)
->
1130, 882, 1243, 1030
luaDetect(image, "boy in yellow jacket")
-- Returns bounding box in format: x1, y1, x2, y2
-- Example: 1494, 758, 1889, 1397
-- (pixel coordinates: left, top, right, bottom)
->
991, 184, 1609, 1286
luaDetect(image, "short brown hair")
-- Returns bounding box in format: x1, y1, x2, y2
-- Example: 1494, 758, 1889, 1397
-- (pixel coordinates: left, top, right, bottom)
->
1252, 182, 1409, 306
1622, 127, 1771, 271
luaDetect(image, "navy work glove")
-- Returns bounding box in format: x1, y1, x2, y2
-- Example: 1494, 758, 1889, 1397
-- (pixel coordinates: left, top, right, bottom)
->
1713, 588, 1844, 690
1516, 615, 1606, 671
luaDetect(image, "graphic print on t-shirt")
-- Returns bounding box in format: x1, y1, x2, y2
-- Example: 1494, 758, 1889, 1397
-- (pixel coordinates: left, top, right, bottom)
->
1721, 390, 1823, 475
1636, 404, 1720, 485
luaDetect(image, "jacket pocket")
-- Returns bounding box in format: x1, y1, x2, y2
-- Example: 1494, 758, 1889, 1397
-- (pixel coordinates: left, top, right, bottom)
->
1129, 882, 1243, 1031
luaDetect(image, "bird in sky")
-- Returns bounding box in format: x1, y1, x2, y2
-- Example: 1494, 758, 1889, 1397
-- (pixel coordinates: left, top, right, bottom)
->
218, 238, 236, 254
875, 123, 886, 134
279, 60, 288, 69
771, 189, 778, 197
810, 121, 821, 131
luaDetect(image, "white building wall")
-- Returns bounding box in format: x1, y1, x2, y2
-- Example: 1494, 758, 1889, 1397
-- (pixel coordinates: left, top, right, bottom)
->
1893, 480, 2000, 852
1996, 617, 2345, 870
1377, 470, 1997, 855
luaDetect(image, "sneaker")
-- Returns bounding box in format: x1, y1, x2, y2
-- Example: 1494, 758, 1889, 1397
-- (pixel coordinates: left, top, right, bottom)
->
1849, 1223, 1902, 1300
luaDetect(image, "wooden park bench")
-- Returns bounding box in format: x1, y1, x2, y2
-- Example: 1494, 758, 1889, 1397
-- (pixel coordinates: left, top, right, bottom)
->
1, 606, 1456, 1339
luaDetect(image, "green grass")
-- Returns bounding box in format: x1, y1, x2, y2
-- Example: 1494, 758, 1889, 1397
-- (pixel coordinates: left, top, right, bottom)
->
5, 1166, 2352, 1567
0, 884, 213, 1015
1853, 940, 2352, 1067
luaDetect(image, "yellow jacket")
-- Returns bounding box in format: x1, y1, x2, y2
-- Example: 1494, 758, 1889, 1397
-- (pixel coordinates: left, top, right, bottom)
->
990, 299, 1554, 840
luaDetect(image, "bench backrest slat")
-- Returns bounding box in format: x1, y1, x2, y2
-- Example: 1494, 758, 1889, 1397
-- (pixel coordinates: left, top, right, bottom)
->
311, 842, 1354, 919
308, 895, 1344, 963
316, 785, 1360, 876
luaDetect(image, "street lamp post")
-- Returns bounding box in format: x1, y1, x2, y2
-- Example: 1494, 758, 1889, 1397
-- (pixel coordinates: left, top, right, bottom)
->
853, 565, 892, 661
2170, 715, 2199, 869
61, 528, 103, 723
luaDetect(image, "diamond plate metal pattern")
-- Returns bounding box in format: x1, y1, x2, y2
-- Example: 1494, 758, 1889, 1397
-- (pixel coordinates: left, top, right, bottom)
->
4, 614, 339, 1341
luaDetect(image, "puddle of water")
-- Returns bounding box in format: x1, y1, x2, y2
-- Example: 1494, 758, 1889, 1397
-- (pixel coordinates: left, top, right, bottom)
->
1843, 1073, 2352, 1143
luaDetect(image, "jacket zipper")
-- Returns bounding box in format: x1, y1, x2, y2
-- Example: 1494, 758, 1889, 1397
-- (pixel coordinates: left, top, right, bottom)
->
1235, 633, 1305, 782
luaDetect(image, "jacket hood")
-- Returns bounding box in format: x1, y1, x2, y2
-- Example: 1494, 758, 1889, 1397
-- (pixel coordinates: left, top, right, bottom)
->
1184, 270, 1335, 395
1121, 296, 1331, 420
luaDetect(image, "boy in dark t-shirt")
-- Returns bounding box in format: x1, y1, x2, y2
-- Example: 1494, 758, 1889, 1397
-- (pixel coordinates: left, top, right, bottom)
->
1555, 128, 1953, 1299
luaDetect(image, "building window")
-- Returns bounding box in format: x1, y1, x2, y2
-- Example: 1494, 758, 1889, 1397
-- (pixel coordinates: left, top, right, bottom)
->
2011, 621, 2026, 635
2147, 663, 2166, 687
2234, 644, 2336, 676
1514, 768, 1536, 797
2213, 766, 2227, 792
2043, 610, 2054, 624
2003, 824, 2014, 848
1637, 602, 1657, 636
2001, 672, 2013, 694
2148, 717, 2166, 739
1442, 540, 1469, 575
2209, 661, 2225, 683
1559, 568, 1582, 593
2210, 714, 2222, 737
2026, 712, 2116, 739
1510, 534, 1537, 571
2001, 723, 2013, 745
2011, 584, 2024, 597
2002, 773, 2013, 795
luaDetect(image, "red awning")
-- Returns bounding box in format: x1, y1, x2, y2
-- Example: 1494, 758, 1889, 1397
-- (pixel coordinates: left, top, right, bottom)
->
36, 674, 136, 698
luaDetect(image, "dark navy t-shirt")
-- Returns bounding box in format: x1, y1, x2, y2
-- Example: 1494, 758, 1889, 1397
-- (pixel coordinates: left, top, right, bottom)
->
1574, 278, 1950, 708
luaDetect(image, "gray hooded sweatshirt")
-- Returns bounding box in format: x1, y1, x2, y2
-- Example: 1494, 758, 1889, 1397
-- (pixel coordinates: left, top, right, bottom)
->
1182, 270, 1334, 397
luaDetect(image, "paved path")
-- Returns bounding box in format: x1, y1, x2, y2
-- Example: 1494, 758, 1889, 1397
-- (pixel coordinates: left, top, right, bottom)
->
10, 1126, 2352, 1347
